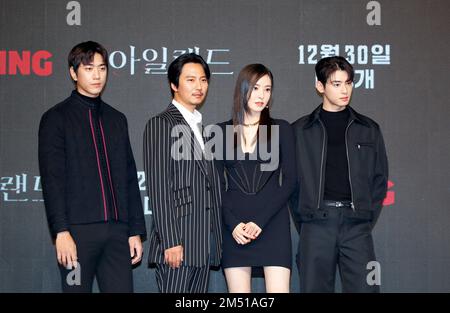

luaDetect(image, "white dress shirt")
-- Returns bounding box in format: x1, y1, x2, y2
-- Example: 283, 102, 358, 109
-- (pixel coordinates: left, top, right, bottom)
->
172, 99, 205, 150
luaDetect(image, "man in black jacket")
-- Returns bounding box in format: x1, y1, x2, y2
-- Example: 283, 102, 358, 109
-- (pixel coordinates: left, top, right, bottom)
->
291, 56, 388, 292
38, 41, 146, 292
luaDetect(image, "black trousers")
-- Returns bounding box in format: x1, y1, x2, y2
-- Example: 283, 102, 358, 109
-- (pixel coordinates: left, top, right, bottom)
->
58, 222, 133, 293
297, 206, 380, 293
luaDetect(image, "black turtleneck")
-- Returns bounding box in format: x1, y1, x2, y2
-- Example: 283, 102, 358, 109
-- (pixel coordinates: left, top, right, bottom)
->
75, 90, 102, 107
319, 106, 352, 201
74, 90, 118, 221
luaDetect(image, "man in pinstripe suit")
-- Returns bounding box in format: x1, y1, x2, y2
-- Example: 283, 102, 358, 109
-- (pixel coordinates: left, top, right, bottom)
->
143, 53, 222, 293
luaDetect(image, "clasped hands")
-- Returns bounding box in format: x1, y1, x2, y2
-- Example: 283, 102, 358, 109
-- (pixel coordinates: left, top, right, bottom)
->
232, 222, 262, 245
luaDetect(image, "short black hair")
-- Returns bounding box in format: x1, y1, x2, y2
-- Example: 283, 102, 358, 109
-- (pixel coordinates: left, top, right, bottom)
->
167, 53, 210, 97
315, 56, 354, 85
68, 41, 108, 74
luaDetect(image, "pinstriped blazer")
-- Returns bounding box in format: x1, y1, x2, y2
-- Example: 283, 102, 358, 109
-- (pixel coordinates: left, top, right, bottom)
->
143, 103, 222, 267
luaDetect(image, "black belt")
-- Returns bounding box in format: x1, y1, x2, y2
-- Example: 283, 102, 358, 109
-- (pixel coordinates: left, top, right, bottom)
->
323, 200, 353, 208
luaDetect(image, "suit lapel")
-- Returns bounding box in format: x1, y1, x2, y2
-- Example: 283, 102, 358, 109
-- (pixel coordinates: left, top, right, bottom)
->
166, 104, 210, 181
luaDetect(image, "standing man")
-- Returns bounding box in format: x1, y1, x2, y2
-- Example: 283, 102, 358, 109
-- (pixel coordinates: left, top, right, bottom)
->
143, 53, 222, 293
291, 56, 388, 292
39, 41, 146, 292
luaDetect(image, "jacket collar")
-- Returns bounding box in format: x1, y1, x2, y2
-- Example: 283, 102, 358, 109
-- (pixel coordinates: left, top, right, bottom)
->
165, 102, 188, 124
303, 104, 370, 128
164, 103, 211, 181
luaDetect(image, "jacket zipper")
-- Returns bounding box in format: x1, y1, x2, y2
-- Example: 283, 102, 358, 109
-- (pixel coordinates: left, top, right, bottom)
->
345, 119, 356, 211
99, 119, 119, 220
88, 109, 108, 221
317, 119, 327, 209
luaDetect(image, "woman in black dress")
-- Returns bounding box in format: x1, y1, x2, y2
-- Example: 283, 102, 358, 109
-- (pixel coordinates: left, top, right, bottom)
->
215, 64, 297, 292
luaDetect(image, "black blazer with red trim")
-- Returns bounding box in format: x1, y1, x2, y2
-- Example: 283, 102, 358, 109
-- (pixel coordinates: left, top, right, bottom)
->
38, 91, 146, 238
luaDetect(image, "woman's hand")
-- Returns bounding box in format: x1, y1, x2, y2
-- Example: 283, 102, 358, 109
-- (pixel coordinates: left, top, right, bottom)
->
244, 222, 262, 239
232, 223, 254, 245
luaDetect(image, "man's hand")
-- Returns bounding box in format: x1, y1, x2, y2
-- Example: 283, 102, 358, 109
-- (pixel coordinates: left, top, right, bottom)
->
129, 235, 143, 265
232, 223, 254, 245
164, 245, 183, 269
55, 231, 77, 269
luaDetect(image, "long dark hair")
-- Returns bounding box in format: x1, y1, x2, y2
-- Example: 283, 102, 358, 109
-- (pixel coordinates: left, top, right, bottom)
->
232, 64, 273, 146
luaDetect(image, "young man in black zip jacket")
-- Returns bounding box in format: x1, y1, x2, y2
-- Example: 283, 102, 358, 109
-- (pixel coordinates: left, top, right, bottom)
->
38, 41, 146, 292
290, 56, 388, 292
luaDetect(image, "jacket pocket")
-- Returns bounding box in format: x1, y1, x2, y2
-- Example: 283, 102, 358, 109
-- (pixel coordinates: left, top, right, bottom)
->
173, 185, 193, 217
355, 142, 376, 175
356, 142, 374, 149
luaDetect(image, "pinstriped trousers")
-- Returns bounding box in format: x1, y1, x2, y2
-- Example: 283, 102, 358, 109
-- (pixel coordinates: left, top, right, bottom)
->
155, 258, 211, 293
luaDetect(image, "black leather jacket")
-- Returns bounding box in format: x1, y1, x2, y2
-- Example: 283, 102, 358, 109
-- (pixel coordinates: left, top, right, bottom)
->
290, 105, 388, 229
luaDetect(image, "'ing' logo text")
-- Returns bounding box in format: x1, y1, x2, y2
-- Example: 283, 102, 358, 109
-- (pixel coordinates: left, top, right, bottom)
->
0, 50, 53, 76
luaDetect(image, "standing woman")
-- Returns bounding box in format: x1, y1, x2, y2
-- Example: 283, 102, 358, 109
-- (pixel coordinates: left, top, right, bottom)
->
215, 64, 297, 292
